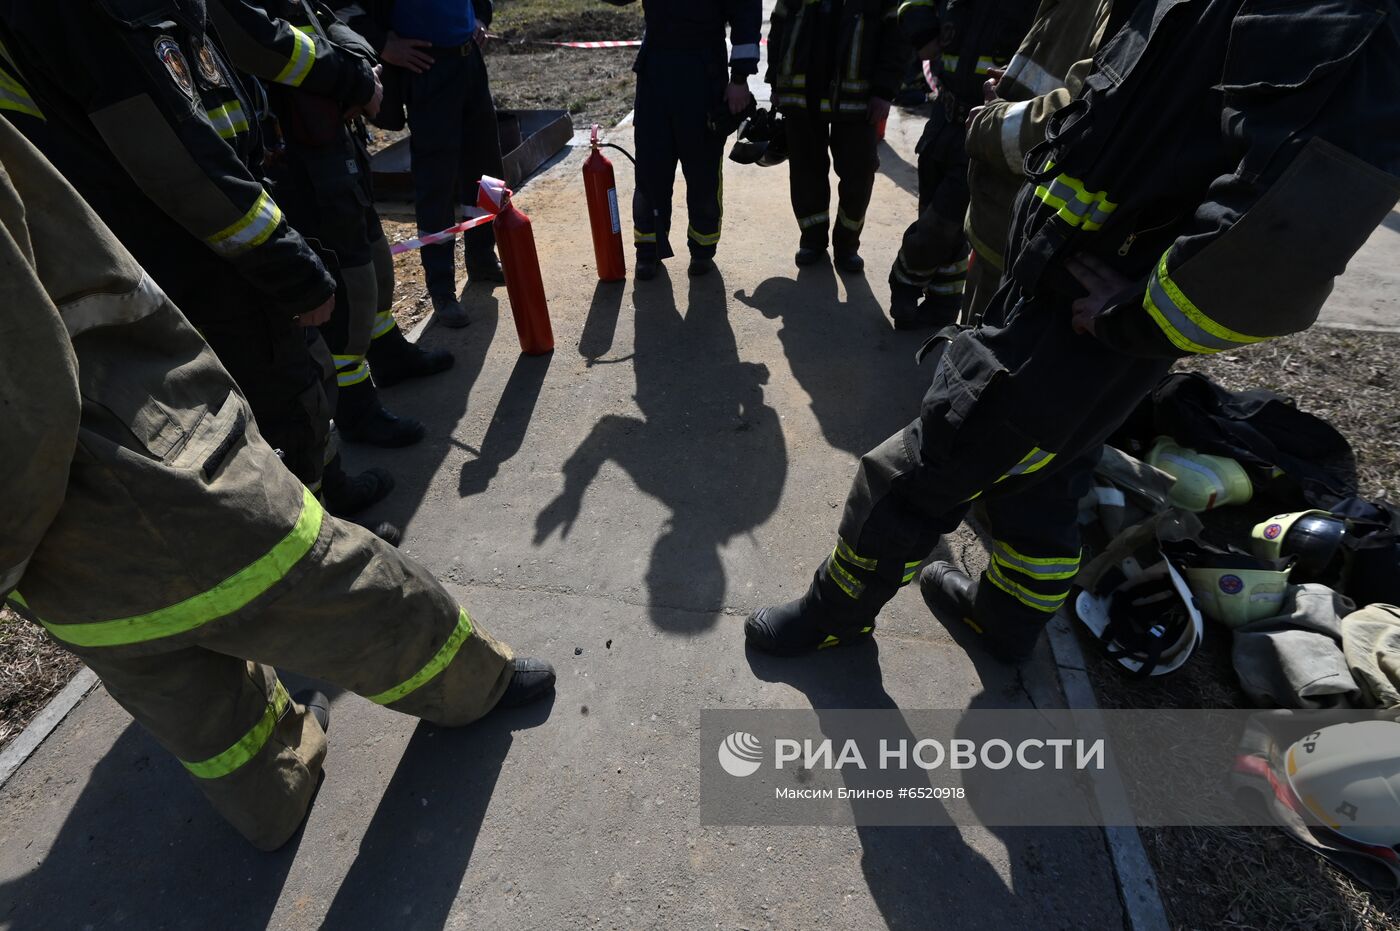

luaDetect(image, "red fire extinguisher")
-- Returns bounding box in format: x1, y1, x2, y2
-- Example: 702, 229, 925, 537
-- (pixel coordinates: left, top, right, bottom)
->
583, 124, 627, 282
494, 192, 554, 355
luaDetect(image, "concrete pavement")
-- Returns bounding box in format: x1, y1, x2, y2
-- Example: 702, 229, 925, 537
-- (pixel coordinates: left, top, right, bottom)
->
6, 29, 1396, 931
0, 104, 1132, 930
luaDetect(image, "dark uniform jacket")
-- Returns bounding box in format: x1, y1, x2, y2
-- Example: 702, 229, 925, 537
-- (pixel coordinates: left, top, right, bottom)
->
601, 0, 762, 84
0, 0, 336, 318
769, 0, 905, 119
925, 0, 1041, 107
1008, 0, 1400, 358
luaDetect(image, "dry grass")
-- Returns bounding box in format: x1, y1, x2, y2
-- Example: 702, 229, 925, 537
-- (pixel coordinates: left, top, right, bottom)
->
0, 606, 82, 752
1080, 326, 1400, 930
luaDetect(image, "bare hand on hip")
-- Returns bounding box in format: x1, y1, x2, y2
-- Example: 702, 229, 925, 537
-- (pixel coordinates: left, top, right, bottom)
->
382, 32, 433, 73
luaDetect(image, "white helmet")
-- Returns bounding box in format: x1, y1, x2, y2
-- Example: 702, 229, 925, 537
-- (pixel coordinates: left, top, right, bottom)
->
1075, 555, 1203, 677
1287, 720, 1400, 848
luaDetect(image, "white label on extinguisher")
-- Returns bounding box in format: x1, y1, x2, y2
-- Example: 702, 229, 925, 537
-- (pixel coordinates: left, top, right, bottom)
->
607, 188, 620, 234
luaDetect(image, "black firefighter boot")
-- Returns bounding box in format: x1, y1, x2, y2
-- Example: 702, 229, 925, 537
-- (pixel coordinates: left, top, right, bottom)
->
919, 561, 1044, 662
321, 454, 395, 516
746, 558, 894, 656
367, 322, 456, 388
889, 282, 960, 331
335, 378, 425, 448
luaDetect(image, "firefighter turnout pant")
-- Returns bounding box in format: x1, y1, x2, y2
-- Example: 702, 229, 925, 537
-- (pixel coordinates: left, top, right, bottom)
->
269, 139, 397, 433
4, 120, 514, 849
784, 109, 878, 255
889, 107, 972, 307
808, 285, 1174, 644
191, 266, 334, 492
405, 42, 504, 298
631, 48, 727, 262
17, 430, 514, 850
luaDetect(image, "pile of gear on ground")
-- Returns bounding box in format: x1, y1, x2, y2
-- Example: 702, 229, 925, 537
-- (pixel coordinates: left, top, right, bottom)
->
1067, 370, 1400, 889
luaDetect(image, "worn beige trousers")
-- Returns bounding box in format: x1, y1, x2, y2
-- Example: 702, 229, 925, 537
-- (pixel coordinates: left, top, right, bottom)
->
0, 120, 512, 851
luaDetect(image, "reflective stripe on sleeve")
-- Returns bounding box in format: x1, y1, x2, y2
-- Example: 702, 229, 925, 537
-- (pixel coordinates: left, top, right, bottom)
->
1143, 252, 1267, 354
1003, 53, 1063, 97
35, 487, 323, 648
1033, 172, 1117, 231
274, 27, 317, 87
999, 100, 1030, 174
366, 607, 475, 705
206, 190, 283, 256
183, 682, 290, 779
205, 100, 250, 140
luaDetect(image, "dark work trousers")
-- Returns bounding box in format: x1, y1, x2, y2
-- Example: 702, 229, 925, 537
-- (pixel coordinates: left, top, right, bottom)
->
807, 276, 1174, 643
405, 43, 504, 298
783, 109, 878, 254
631, 48, 726, 261
269, 133, 382, 432
188, 265, 334, 491
889, 105, 972, 302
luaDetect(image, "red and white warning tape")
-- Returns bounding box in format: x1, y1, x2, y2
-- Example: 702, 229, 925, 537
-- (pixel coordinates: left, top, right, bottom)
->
485, 35, 768, 50
389, 176, 511, 255
532, 38, 641, 48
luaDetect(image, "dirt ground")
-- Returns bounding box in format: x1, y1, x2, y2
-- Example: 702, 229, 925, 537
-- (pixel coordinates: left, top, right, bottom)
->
0, 607, 80, 751
1076, 326, 1400, 930
487, 0, 642, 130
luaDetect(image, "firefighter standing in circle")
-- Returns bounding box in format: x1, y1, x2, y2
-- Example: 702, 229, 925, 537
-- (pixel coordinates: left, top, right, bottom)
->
960, 0, 1122, 324
885, 0, 1038, 330
600, 0, 762, 281
211, 0, 456, 458
745, 0, 1400, 661
0, 0, 390, 510
0, 116, 555, 851
766, 0, 905, 274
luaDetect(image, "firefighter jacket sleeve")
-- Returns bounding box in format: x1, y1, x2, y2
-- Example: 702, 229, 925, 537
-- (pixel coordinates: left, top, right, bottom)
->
209, 0, 375, 109
0, 131, 83, 598
765, 0, 790, 87
6, 6, 337, 318
896, 0, 940, 52
725, 0, 763, 82
965, 58, 1089, 174
328, 0, 390, 54
1093, 9, 1400, 359
871, 1, 906, 101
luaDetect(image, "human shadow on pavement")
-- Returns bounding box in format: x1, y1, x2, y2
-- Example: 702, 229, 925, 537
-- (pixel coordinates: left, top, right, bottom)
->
459, 352, 552, 498
0, 724, 302, 929
745, 597, 1123, 928
353, 288, 500, 532
736, 263, 931, 458
534, 267, 788, 634
320, 695, 555, 930
878, 133, 922, 199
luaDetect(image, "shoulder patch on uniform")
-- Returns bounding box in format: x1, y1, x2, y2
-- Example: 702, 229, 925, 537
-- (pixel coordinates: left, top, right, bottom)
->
155, 36, 195, 99
195, 43, 227, 87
